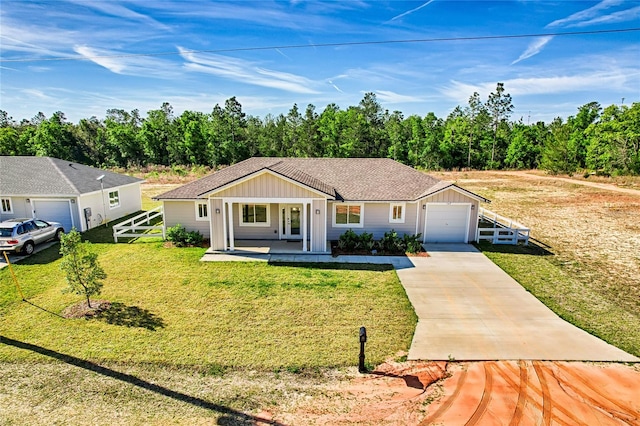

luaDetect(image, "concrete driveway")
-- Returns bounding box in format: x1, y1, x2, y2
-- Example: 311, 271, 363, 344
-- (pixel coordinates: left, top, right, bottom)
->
0, 241, 58, 270
396, 244, 639, 361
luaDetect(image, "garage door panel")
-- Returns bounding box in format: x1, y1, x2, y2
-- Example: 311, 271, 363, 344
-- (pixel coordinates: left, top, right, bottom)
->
33, 200, 73, 232
425, 204, 469, 243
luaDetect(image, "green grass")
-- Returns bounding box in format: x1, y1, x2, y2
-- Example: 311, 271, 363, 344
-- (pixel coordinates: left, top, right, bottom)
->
0, 229, 416, 370
476, 242, 640, 357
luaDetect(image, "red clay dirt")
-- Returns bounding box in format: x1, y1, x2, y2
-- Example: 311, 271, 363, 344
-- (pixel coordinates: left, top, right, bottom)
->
268, 360, 640, 425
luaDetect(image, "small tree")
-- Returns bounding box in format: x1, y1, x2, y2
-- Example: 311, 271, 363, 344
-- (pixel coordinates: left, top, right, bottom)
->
59, 229, 106, 308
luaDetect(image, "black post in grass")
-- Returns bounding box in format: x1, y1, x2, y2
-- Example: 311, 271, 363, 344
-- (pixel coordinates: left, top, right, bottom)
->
359, 326, 367, 373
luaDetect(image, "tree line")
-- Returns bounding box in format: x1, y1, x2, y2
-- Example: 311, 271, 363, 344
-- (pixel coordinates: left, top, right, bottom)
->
1, 83, 638, 175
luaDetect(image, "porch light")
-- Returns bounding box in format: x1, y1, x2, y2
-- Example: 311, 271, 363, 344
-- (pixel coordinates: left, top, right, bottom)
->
315, 209, 320, 215
215, 208, 221, 214
422, 204, 426, 210
26, 199, 30, 203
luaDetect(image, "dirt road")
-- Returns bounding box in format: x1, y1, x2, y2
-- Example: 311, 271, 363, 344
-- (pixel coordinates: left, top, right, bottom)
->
501, 171, 640, 196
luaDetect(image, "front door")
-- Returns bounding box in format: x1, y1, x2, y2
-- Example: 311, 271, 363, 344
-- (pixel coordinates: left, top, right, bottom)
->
281, 204, 302, 239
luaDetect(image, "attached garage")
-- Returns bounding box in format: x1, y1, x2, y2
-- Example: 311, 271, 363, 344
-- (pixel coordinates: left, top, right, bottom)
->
424, 204, 470, 243
32, 199, 74, 232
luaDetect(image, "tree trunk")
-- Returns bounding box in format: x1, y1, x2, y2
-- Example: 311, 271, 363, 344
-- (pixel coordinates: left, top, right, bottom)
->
86, 294, 92, 309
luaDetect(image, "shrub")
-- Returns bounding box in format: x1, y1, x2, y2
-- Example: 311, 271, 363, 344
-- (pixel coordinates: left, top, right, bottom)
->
381, 230, 402, 252
403, 233, 423, 253
338, 229, 360, 250
166, 224, 203, 247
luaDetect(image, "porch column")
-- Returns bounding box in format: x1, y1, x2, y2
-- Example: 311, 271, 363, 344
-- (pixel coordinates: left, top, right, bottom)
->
302, 201, 308, 252
309, 202, 313, 253
222, 200, 228, 251
227, 201, 235, 251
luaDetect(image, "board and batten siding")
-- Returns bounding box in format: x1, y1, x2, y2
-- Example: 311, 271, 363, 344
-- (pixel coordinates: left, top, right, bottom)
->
326, 202, 418, 240
419, 188, 480, 242
163, 200, 211, 237
311, 199, 326, 252
213, 173, 323, 199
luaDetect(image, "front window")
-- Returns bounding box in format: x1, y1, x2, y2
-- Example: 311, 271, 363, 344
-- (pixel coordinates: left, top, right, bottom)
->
333, 203, 363, 228
195, 201, 208, 221
108, 190, 120, 208
240, 204, 270, 226
389, 203, 405, 223
1, 198, 12, 214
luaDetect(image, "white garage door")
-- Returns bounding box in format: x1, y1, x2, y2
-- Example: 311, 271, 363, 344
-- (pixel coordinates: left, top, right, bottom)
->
424, 204, 469, 243
32, 200, 74, 232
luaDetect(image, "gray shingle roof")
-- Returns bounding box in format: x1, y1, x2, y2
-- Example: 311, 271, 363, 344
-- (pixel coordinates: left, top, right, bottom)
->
0, 156, 143, 196
157, 157, 486, 202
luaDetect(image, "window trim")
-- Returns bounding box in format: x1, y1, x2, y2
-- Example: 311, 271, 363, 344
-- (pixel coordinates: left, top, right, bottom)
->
195, 201, 209, 221
332, 203, 364, 228
1, 198, 13, 214
108, 190, 120, 209
389, 203, 406, 224
239, 203, 271, 227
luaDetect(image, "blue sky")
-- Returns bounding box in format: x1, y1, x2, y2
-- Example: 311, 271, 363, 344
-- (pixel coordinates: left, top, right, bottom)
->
1, 1, 639, 124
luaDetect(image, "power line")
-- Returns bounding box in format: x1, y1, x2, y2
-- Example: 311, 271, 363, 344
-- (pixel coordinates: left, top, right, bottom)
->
1, 27, 639, 63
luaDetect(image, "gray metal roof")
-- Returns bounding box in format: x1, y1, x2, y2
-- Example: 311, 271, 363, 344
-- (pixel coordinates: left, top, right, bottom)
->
0, 156, 142, 196
156, 157, 488, 202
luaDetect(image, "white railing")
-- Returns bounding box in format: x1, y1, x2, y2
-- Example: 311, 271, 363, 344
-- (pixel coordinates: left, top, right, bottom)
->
477, 207, 530, 245
113, 206, 164, 242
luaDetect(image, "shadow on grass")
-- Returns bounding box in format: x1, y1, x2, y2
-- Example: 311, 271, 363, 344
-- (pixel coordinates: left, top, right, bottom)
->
474, 240, 554, 256
96, 302, 165, 331
267, 262, 394, 272
23, 299, 65, 318
0, 335, 284, 426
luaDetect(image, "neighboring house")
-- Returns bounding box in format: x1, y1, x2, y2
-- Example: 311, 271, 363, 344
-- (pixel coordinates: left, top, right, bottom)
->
0, 156, 143, 232
156, 157, 489, 253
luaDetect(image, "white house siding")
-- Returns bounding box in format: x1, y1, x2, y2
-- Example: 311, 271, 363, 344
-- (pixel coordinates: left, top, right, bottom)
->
0, 196, 30, 220
231, 203, 280, 240
163, 200, 211, 237
210, 199, 224, 250
213, 173, 322, 199
311, 199, 326, 252
326, 202, 418, 240
419, 189, 480, 243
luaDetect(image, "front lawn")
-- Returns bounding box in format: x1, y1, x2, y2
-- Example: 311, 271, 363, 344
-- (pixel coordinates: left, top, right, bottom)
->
476, 242, 640, 357
0, 234, 416, 370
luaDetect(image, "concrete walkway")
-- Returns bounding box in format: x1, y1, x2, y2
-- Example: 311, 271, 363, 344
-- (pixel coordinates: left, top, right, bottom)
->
201, 246, 639, 362
398, 244, 638, 361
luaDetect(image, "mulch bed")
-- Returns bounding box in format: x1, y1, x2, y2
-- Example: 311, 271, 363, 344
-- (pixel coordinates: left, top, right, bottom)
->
62, 300, 111, 319
330, 243, 429, 257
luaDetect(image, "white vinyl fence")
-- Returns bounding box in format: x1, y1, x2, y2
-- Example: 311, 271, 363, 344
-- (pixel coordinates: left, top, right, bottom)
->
477, 207, 529, 245
113, 206, 164, 242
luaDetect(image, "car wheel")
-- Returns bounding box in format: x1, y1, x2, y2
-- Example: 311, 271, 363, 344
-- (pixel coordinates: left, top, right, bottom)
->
55, 228, 64, 241
23, 241, 35, 255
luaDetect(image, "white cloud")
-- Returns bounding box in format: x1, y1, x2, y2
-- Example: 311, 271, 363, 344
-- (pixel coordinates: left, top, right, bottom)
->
443, 70, 632, 102
375, 90, 424, 103
73, 45, 179, 78
389, 0, 436, 22
511, 36, 554, 65
570, 5, 640, 27
64, 0, 170, 30
546, 0, 624, 27
179, 48, 320, 94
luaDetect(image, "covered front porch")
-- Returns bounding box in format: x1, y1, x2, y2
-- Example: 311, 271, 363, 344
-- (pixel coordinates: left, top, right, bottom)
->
208, 199, 329, 253
207, 239, 307, 254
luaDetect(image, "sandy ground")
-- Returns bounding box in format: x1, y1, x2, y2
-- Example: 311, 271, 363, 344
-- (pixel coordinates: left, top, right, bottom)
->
264, 360, 640, 425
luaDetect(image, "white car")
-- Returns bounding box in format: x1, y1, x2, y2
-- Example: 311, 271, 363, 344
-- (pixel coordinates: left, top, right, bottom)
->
0, 218, 65, 255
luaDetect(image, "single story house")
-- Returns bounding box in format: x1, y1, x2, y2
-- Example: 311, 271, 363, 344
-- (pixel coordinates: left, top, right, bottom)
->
156, 157, 489, 253
0, 156, 143, 232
